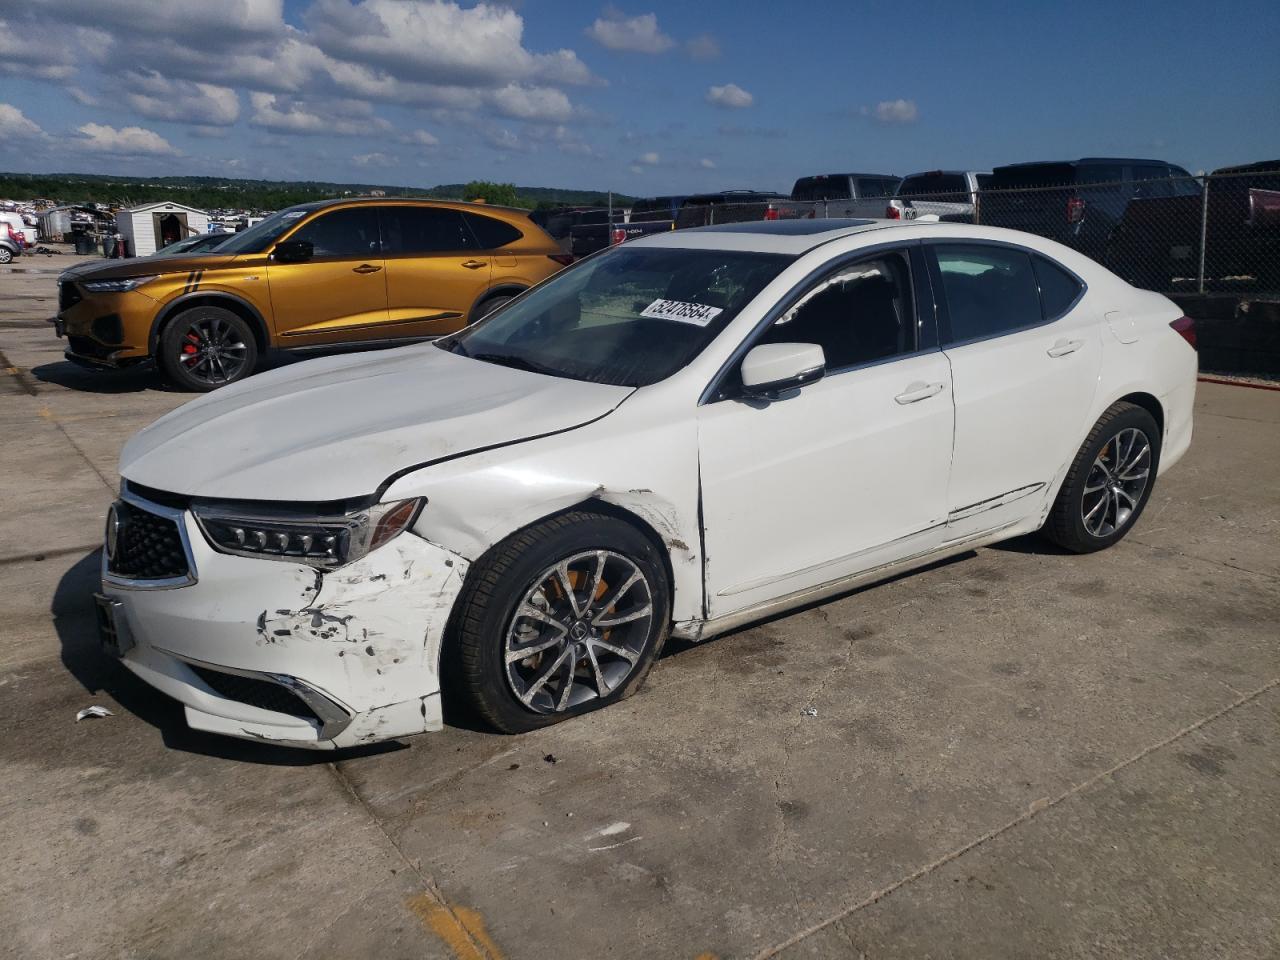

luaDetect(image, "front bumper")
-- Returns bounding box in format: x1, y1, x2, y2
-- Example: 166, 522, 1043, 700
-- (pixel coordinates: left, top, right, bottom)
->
54, 285, 157, 367
99, 493, 469, 749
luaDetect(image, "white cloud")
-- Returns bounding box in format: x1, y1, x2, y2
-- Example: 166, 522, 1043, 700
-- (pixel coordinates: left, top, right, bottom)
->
0, 103, 45, 139
72, 122, 178, 156
123, 72, 240, 126
867, 98, 918, 124
706, 83, 753, 109
630, 164, 644, 175
353, 151, 396, 167
700, 158, 716, 169
306, 0, 595, 88
248, 92, 391, 136
686, 34, 720, 60
585, 7, 674, 54
488, 84, 573, 122
637, 151, 660, 165
398, 129, 440, 147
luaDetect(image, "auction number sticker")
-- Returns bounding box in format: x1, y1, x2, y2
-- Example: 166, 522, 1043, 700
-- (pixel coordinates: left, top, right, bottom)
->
639, 298, 724, 326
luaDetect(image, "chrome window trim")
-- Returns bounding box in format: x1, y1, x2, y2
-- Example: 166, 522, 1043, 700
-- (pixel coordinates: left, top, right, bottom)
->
102, 485, 199, 591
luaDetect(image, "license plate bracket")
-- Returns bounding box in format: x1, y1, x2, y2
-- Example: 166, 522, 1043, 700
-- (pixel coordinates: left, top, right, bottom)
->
94, 593, 135, 658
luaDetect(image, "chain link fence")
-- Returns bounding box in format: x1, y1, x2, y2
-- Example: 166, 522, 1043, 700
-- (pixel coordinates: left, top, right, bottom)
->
558, 168, 1280, 300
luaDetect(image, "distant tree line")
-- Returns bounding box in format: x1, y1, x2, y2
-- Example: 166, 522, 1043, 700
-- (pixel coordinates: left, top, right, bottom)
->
0, 172, 632, 213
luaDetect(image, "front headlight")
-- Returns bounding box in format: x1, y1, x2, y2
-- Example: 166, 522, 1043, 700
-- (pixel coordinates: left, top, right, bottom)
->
82, 276, 157, 293
192, 498, 424, 569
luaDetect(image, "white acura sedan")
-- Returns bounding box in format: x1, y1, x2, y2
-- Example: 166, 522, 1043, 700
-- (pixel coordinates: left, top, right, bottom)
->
96, 219, 1196, 748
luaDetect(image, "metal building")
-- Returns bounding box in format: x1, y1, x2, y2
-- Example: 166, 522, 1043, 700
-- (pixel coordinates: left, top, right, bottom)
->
115, 201, 209, 257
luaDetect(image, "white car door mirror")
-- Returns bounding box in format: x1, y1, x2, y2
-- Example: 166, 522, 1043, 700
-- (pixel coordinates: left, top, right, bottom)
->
740, 342, 826, 399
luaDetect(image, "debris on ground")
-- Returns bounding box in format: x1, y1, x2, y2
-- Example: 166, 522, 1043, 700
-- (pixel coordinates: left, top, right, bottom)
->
800, 706, 818, 717
543, 753, 558, 764
75, 706, 113, 722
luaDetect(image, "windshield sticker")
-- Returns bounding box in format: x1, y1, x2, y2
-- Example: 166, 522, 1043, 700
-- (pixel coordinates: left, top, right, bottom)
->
640, 298, 724, 326
282, 211, 306, 220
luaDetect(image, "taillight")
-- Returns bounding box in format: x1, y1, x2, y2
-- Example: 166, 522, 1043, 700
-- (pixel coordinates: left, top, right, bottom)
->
763, 206, 779, 221
546, 253, 574, 266
610, 228, 626, 245
885, 204, 901, 219
1066, 197, 1086, 223
1169, 315, 1196, 350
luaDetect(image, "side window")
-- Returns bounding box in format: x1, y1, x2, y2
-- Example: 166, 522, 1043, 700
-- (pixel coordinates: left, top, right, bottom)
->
1031, 254, 1084, 320
1132, 165, 1174, 199
379, 207, 474, 255
465, 213, 523, 249
933, 244, 1042, 344
754, 252, 916, 371
288, 207, 381, 258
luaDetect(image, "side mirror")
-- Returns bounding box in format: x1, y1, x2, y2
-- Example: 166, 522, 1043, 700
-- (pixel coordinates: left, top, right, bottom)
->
740, 342, 826, 399
271, 239, 313, 263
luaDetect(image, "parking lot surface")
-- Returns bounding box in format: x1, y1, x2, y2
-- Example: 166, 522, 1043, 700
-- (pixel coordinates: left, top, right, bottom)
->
1, 261, 1277, 959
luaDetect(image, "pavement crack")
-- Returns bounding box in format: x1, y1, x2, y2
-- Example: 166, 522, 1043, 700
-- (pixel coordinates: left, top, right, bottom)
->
750, 676, 1280, 960
326, 761, 498, 960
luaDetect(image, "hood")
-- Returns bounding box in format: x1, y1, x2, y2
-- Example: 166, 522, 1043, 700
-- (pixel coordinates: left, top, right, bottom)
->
120, 344, 633, 502
59, 253, 246, 283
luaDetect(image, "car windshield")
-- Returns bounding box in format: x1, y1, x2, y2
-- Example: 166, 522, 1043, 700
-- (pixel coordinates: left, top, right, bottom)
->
216, 206, 320, 254
440, 246, 792, 387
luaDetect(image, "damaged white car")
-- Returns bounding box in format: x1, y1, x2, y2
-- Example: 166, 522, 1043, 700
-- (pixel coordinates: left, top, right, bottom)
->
96, 219, 1197, 748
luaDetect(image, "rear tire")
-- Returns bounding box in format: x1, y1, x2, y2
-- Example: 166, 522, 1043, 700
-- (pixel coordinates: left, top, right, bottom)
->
159, 306, 258, 392
447, 511, 670, 733
1043, 402, 1161, 553
0, 246, 12, 264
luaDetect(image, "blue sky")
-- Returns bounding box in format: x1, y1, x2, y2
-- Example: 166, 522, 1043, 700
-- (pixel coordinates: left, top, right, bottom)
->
0, 0, 1276, 195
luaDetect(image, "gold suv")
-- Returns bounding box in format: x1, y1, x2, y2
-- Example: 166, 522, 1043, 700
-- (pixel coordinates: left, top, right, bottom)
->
54, 198, 570, 390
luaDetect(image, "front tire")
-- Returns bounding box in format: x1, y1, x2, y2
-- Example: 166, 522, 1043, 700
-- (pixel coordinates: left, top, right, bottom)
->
448, 511, 671, 733
159, 306, 258, 392
469, 294, 514, 325
1043, 402, 1161, 553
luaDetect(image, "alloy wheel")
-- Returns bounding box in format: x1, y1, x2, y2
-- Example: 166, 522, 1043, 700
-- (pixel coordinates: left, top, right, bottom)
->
1082, 427, 1151, 538
504, 550, 654, 714
177, 315, 248, 385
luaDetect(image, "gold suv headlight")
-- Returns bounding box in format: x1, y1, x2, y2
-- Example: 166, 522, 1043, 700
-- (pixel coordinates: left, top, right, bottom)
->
82, 276, 158, 293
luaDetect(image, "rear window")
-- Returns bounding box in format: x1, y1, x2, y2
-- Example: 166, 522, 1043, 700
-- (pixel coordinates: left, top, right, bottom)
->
856, 178, 899, 199
465, 212, 522, 249
792, 177, 852, 201
988, 164, 1077, 189
898, 173, 968, 198
1076, 164, 1126, 185
1032, 255, 1084, 319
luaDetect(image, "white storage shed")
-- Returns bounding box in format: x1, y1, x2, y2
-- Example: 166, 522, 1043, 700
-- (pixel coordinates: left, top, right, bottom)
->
116, 201, 209, 257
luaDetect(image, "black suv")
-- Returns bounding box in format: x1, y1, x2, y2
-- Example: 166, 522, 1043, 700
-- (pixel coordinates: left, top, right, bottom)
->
979, 158, 1197, 267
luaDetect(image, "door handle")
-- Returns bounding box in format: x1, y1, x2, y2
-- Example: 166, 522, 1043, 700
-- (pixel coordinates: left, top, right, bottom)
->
461, 259, 487, 270
352, 263, 382, 274
894, 381, 945, 405
1047, 338, 1084, 358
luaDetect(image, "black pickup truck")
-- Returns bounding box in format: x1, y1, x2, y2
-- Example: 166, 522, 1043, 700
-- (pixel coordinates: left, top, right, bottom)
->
568, 196, 683, 258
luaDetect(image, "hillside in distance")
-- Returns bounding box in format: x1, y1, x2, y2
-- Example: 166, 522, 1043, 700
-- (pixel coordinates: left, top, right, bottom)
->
0, 171, 632, 211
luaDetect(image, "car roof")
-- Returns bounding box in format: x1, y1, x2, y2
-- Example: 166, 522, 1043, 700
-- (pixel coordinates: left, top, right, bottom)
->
996, 158, 1172, 170
632, 218, 889, 254
288, 196, 531, 217
794, 172, 898, 180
